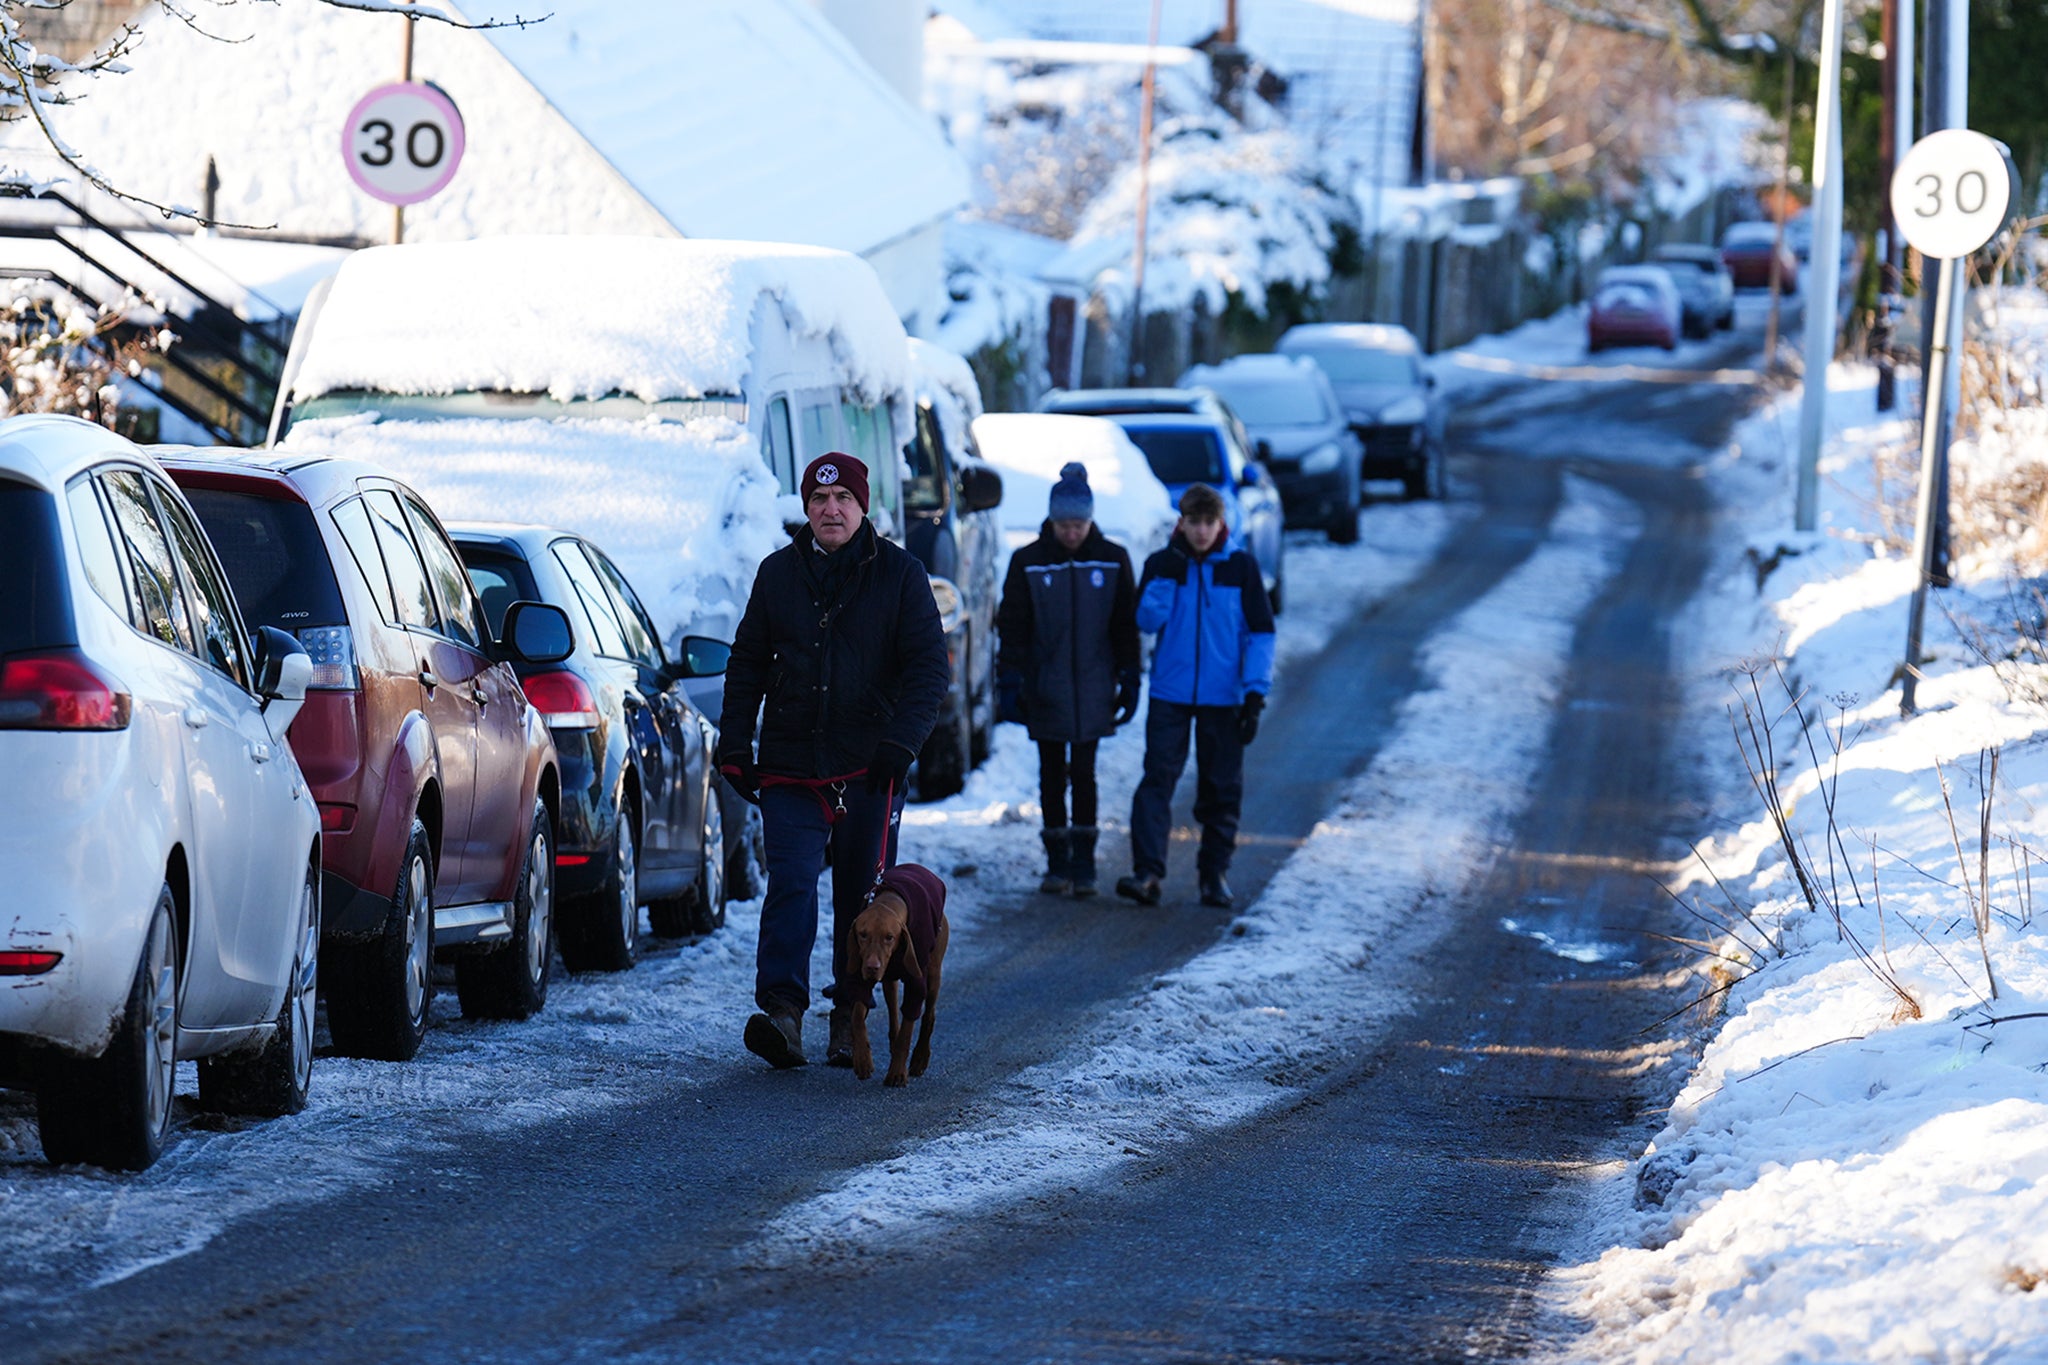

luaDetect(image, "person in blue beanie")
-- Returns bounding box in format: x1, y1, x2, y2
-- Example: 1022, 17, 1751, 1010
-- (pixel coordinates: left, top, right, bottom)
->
996, 461, 1140, 896
1117, 482, 1275, 909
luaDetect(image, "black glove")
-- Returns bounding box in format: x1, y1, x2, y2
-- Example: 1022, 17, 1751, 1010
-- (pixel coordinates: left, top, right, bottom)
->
1114, 669, 1142, 726
1237, 693, 1265, 746
719, 756, 760, 806
997, 670, 1029, 725
866, 743, 914, 796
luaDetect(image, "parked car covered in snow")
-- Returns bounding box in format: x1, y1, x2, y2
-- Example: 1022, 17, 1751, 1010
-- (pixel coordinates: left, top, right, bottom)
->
904, 339, 1004, 799
1182, 349, 1366, 530
0, 415, 320, 1171
160, 450, 570, 1060
452, 525, 730, 960
1719, 221, 1799, 292
1274, 323, 1443, 503
970, 413, 1177, 576
1587, 266, 1684, 352
1648, 244, 1736, 336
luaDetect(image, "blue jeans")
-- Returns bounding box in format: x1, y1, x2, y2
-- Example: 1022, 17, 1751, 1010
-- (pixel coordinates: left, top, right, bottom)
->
755, 781, 904, 1018
1129, 699, 1244, 880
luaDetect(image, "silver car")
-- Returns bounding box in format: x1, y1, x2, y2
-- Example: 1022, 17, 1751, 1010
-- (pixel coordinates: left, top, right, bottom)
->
0, 415, 320, 1170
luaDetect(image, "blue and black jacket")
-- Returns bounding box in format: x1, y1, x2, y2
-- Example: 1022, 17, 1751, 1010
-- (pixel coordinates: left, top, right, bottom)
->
1136, 530, 1275, 707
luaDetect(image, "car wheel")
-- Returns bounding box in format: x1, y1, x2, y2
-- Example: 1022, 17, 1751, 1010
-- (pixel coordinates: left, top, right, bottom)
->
728, 803, 766, 900
688, 794, 727, 935
1327, 502, 1360, 544
325, 820, 434, 1061
198, 858, 320, 1116
915, 694, 970, 802
561, 805, 637, 974
969, 664, 993, 767
1267, 574, 1285, 615
38, 884, 179, 1170
456, 800, 555, 1021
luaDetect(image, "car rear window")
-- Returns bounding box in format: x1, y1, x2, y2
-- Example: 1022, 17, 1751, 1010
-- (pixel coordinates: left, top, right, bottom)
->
181, 487, 348, 632
1286, 348, 1417, 387
1120, 427, 1227, 486
1210, 379, 1330, 427
0, 478, 74, 654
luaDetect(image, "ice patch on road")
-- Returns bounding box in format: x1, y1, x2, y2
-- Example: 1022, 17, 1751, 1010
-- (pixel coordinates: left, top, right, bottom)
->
744, 476, 1640, 1266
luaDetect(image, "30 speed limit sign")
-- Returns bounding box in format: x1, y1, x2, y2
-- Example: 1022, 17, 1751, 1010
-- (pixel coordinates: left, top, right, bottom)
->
343, 82, 466, 207
1890, 129, 2020, 260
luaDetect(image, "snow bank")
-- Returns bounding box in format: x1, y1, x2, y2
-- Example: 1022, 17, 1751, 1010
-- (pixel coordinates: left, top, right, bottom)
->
1554, 341, 2048, 1360
288, 237, 914, 406
970, 411, 1178, 564
279, 413, 782, 643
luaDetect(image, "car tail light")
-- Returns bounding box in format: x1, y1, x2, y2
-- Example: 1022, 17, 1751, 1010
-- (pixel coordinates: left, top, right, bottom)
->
0, 950, 61, 975
557, 854, 591, 867
521, 670, 599, 729
0, 650, 131, 731
295, 626, 358, 690
319, 803, 356, 833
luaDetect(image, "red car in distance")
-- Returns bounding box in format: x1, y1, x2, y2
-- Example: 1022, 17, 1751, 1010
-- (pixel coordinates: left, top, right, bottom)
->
160, 451, 571, 1061
1720, 221, 1800, 292
1587, 266, 1683, 353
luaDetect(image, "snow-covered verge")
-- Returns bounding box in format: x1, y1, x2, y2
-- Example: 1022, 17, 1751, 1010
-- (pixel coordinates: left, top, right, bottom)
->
1551, 327, 2048, 1359
0, 496, 1462, 1295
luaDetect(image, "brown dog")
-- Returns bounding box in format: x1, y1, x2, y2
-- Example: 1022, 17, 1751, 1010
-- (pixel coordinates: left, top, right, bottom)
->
843, 864, 950, 1086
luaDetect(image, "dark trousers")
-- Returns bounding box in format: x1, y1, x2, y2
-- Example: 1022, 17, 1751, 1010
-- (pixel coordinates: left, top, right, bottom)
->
755, 782, 904, 1018
1129, 699, 1244, 880
1036, 739, 1100, 828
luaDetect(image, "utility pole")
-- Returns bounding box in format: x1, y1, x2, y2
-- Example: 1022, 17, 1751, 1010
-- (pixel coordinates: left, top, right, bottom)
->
1127, 0, 1164, 383
1794, 0, 1847, 532
393, 1, 415, 245
1920, 0, 1968, 585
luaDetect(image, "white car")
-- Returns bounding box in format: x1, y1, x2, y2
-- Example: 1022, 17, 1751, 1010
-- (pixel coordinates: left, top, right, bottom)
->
0, 415, 320, 1170
970, 413, 1178, 575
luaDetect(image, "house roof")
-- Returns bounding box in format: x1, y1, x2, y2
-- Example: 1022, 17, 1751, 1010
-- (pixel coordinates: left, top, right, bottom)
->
0, 0, 966, 259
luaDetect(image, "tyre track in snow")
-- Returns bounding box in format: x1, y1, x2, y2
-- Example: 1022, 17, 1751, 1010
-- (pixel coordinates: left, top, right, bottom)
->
9, 461, 1565, 1362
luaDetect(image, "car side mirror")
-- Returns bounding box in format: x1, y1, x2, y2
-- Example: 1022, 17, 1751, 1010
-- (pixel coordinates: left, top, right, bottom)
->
664, 635, 731, 681
254, 625, 312, 704
958, 462, 1003, 514
503, 600, 574, 665
1254, 438, 1273, 462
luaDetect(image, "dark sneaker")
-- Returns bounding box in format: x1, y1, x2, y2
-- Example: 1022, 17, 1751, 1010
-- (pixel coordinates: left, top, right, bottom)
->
826, 1006, 856, 1068
1198, 872, 1234, 908
743, 1011, 806, 1069
1115, 873, 1162, 905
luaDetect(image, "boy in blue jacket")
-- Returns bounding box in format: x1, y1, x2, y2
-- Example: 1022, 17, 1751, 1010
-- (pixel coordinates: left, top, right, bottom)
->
1116, 483, 1276, 908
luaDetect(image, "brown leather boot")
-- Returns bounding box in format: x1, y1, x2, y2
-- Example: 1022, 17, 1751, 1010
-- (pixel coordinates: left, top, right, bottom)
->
743, 1010, 806, 1068
826, 1005, 856, 1067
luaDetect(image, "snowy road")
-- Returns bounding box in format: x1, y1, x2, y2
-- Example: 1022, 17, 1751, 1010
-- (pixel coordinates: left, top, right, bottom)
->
5, 320, 1776, 1363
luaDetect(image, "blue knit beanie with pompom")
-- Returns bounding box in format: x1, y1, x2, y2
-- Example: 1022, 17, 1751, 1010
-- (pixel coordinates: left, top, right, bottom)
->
1047, 461, 1094, 522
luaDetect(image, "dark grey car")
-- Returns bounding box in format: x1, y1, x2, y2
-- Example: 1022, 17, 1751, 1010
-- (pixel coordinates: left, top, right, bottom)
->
1648, 244, 1737, 337
1177, 355, 1363, 542
1276, 324, 1444, 500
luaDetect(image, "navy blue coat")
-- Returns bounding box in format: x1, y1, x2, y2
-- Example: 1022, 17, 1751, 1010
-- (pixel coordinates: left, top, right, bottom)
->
720, 523, 951, 779
997, 523, 1138, 744
1137, 531, 1275, 707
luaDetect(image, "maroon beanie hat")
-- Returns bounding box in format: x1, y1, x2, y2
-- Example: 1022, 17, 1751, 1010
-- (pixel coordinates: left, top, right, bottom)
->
800, 452, 869, 513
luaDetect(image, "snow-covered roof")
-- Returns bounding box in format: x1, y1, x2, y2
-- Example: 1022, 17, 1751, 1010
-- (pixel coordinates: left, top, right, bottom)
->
0, 0, 966, 264
958, 0, 1420, 181
288, 236, 915, 405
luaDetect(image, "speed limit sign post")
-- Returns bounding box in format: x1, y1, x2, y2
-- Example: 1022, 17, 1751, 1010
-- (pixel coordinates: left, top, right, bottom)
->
1893, 130, 2018, 714
343, 81, 466, 228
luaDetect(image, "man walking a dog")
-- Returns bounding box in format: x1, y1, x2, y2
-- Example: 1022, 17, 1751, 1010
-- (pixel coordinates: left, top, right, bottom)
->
719, 451, 951, 1069
1117, 483, 1275, 909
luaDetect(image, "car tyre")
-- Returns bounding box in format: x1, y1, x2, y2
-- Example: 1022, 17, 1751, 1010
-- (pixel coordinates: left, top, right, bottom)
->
325, 820, 434, 1062
728, 803, 766, 900
687, 793, 727, 935
455, 800, 554, 1020
198, 858, 320, 1116
914, 691, 970, 802
37, 884, 179, 1170
561, 804, 637, 974
1327, 503, 1360, 544
1267, 574, 1285, 615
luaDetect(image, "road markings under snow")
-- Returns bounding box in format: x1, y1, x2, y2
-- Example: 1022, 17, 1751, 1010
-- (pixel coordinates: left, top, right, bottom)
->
744, 476, 1643, 1267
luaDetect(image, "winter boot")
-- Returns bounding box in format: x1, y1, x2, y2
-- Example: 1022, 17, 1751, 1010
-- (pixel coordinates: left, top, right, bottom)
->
743, 1010, 806, 1069
1068, 827, 1100, 898
1115, 873, 1162, 905
1039, 828, 1073, 896
1198, 871, 1235, 909
826, 1005, 856, 1068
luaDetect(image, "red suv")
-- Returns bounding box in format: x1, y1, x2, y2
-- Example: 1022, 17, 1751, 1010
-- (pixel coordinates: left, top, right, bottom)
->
158, 451, 569, 1061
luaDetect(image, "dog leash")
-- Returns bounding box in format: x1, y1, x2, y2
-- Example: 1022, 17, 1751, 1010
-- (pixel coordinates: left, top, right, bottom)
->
757, 769, 865, 825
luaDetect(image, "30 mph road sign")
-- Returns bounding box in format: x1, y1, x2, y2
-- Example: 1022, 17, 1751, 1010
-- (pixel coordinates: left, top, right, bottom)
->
343, 82, 466, 207
1890, 129, 2019, 260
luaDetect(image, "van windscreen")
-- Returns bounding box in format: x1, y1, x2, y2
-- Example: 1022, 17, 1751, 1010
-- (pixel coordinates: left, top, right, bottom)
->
182, 487, 348, 632
0, 479, 74, 654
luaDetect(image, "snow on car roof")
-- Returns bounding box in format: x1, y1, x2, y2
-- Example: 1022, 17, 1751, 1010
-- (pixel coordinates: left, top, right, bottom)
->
1278, 323, 1421, 354
288, 237, 915, 406
278, 413, 783, 646
971, 412, 1178, 561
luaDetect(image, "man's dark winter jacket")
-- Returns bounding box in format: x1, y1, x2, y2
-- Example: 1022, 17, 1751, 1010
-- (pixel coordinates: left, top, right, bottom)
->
1137, 529, 1275, 707
871, 863, 947, 1021
997, 522, 1139, 744
719, 522, 951, 779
